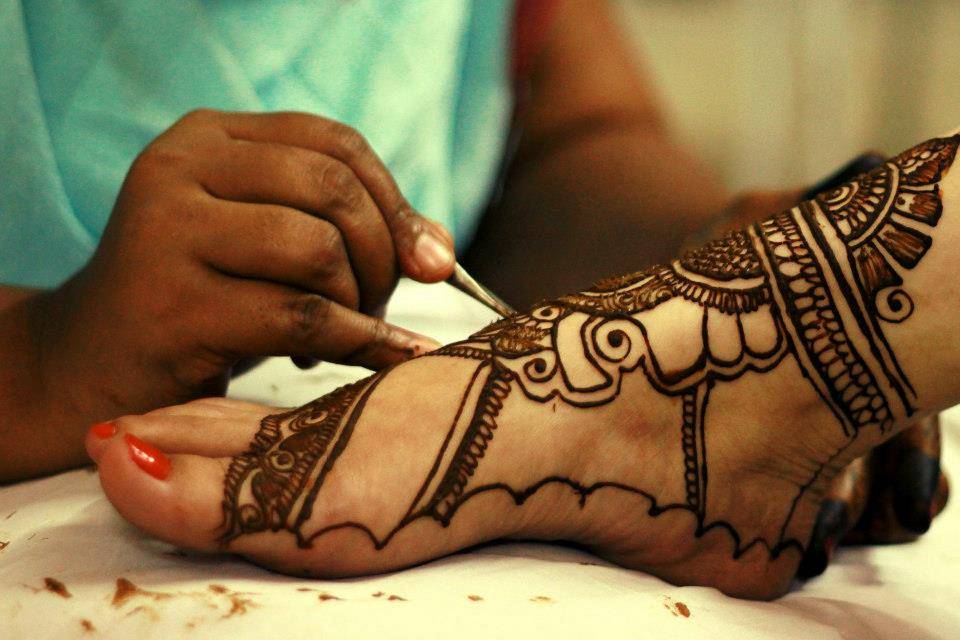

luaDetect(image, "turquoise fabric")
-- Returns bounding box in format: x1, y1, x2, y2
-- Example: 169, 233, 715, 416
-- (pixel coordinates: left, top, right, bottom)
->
0, 0, 513, 287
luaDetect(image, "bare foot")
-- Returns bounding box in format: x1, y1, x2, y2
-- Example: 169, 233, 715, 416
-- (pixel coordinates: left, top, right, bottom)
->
87, 134, 960, 599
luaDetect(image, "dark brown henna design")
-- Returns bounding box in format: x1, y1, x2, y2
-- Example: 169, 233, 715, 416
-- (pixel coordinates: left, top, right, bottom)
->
220, 376, 385, 544
220, 135, 960, 562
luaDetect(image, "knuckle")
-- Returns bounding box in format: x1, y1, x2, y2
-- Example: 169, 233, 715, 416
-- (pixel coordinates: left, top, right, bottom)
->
391, 202, 417, 229
129, 143, 188, 178
317, 161, 356, 196
335, 124, 370, 159
367, 318, 392, 347
275, 110, 314, 128
286, 294, 333, 342
307, 223, 347, 270
335, 177, 365, 212
178, 108, 219, 127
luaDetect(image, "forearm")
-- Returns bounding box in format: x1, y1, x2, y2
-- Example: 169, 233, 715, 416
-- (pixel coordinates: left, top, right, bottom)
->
0, 281, 119, 481
464, 122, 727, 305
463, 0, 728, 306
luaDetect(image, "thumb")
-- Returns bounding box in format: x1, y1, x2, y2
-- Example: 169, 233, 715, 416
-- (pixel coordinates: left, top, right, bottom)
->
390, 208, 455, 283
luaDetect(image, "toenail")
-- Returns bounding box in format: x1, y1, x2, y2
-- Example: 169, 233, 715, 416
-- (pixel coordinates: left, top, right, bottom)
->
124, 433, 171, 480
90, 421, 117, 439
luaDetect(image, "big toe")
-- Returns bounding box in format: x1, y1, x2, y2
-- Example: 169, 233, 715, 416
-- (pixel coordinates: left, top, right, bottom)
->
96, 433, 231, 553
85, 398, 270, 463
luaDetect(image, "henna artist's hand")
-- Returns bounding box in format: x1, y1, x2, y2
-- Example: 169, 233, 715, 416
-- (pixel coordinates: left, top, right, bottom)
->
847, 416, 950, 542
41, 109, 451, 438
798, 415, 950, 577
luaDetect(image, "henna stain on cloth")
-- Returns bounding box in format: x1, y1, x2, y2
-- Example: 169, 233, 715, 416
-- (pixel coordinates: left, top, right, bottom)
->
0, 540, 8, 551
317, 592, 341, 602
5, 510, 15, 519
207, 583, 260, 618
372, 591, 385, 598
113, 578, 258, 619
125, 605, 160, 621
112, 578, 175, 607
296, 587, 315, 592
467, 595, 483, 601
111, 578, 168, 607
223, 593, 256, 618
530, 595, 553, 603
216, 136, 959, 563
387, 595, 406, 601
80, 619, 96, 633
662, 595, 692, 618
112, 578, 138, 606
44, 577, 71, 598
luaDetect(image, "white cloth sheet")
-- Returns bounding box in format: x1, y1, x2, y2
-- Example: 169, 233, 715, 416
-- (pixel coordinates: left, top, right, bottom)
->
1, 280, 958, 639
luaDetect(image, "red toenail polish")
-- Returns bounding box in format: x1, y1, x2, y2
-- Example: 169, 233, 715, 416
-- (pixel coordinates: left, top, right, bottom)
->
125, 433, 171, 480
90, 421, 117, 439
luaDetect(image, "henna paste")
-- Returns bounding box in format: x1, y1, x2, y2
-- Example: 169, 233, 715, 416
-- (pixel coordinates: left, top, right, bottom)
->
219, 136, 960, 560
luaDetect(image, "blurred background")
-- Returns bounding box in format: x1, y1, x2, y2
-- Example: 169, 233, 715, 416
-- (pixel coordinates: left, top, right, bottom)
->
613, 0, 960, 191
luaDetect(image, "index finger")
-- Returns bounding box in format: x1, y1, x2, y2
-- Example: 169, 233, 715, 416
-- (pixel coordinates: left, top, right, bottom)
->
210, 112, 452, 280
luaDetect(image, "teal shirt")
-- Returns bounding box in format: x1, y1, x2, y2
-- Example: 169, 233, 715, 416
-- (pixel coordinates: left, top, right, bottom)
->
0, 0, 513, 287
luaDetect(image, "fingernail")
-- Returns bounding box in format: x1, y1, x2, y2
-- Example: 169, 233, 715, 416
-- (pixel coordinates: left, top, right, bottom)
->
796, 500, 846, 579
796, 543, 828, 579
414, 232, 454, 275
391, 331, 442, 357
90, 421, 117, 440
407, 337, 442, 356
896, 504, 932, 534
125, 433, 171, 480
428, 220, 454, 246
291, 356, 319, 370
893, 451, 938, 533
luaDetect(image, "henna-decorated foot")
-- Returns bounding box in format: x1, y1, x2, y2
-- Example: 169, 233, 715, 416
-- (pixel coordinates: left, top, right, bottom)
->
88, 134, 960, 599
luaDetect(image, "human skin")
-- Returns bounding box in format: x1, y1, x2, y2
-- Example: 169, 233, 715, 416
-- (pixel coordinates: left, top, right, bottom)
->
0, 0, 943, 565
87, 133, 960, 599
464, 0, 730, 305
0, 0, 716, 483
0, 111, 454, 482
466, 0, 947, 568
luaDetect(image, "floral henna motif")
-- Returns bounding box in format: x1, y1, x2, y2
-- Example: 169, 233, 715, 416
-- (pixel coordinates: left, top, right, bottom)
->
220, 135, 960, 559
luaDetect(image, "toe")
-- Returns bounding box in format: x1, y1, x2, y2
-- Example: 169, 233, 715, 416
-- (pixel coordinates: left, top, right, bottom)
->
86, 400, 269, 463
97, 432, 357, 577
161, 397, 276, 418
97, 434, 230, 552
